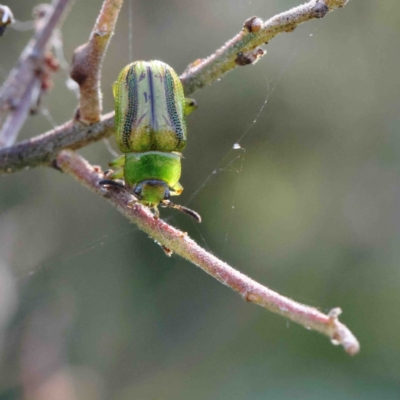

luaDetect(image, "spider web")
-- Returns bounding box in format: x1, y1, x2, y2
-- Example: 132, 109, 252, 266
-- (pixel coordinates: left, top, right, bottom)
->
1, 2, 317, 280
176, 31, 317, 258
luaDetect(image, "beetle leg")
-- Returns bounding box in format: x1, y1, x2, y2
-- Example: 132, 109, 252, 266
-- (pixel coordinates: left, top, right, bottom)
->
108, 154, 125, 168
151, 207, 160, 219
107, 168, 124, 180
184, 98, 198, 115
169, 181, 183, 196
98, 179, 126, 191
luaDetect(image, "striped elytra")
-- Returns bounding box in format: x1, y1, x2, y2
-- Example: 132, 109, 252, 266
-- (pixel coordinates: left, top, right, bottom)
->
113, 60, 187, 154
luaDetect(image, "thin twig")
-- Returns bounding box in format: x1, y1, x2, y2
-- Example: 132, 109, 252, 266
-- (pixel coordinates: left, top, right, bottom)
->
181, 0, 350, 95
0, 0, 73, 149
0, 112, 114, 173
0, 79, 39, 150
56, 149, 360, 355
70, 0, 123, 124
0, 0, 351, 174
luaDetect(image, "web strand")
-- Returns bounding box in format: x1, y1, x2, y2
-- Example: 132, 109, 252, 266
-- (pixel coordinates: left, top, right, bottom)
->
128, 0, 133, 63
184, 28, 317, 253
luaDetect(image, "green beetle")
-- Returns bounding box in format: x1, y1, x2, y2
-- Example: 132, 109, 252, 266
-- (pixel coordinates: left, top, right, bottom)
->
100, 60, 200, 222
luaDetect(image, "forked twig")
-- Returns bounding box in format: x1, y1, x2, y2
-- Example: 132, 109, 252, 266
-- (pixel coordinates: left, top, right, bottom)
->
0, 0, 351, 174
181, 0, 350, 95
70, 0, 123, 124
0, 111, 114, 173
0, 0, 73, 149
0, 0, 360, 355
57, 149, 360, 355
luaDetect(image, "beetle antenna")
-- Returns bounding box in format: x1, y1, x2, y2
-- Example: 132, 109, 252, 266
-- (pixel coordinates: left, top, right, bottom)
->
162, 200, 201, 223
99, 179, 127, 191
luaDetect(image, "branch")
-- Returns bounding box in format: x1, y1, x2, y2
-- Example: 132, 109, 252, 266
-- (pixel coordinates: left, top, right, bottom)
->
56, 149, 360, 355
70, 0, 123, 124
0, 0, 351, 174
0, 0, 73, 149
180, 0, 350, 95
0, 112, 114, 173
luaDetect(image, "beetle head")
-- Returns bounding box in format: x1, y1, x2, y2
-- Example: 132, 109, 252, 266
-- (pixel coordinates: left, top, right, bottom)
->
133, 179, 170, 207
134, 179, 201, 222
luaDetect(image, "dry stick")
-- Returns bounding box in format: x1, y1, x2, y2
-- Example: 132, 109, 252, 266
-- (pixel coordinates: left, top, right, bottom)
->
2, 0, 358, 354
0, 80, 39, 150
181, 0, 350, 94
0, 0, 351, 174
57, 149, 360, 355
0, 111, 114, 173
0, 0, 73, 149
70, 0, 123, 124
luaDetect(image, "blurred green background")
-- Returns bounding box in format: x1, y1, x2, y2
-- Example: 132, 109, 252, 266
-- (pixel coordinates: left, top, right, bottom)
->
1, 0, 400, 399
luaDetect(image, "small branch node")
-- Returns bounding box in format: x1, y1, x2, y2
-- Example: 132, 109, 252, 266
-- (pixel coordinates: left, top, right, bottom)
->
328, 307, 342, 320
235, 48, 266, 66
314, 2, 330, 18
243, 16, 263, 33
70, 0, 123, 124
